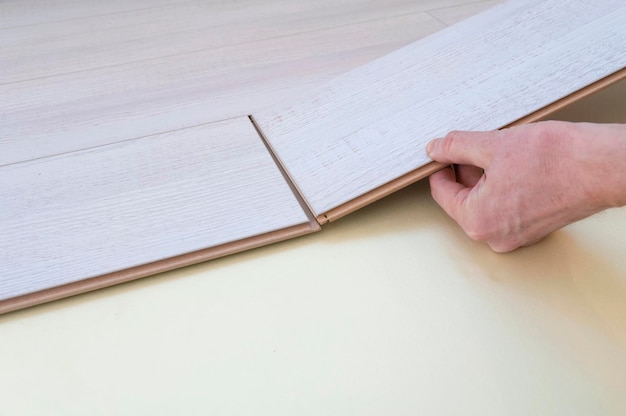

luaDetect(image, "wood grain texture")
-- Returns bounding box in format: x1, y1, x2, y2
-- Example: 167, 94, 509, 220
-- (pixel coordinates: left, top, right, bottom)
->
1, 0, 452, 166
4, 0, 623, 314
0, 0, 501, 313
0, 0, 191, 28
253, 0, 626, 217
0, 222, 316, 315
427, 0, 501, 25
317, 67, 626, 224
0, 0, 479, 83
0, 117, 316, 302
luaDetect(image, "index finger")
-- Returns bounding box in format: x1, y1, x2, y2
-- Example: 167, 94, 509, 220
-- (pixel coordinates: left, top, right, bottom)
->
427, 130, 498, 168
429, 165, 471, 224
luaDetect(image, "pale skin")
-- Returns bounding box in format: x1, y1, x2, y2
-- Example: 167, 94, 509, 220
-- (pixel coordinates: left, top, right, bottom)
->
426, 121, 626, 252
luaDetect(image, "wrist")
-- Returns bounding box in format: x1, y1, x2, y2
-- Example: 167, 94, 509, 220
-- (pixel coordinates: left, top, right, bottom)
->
572, 123, 626, 210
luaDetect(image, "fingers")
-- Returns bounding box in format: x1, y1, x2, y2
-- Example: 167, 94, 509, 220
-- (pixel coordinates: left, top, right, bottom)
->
427, 130, 498, 168
429, 166, 471, 224
454, 165, 483, 188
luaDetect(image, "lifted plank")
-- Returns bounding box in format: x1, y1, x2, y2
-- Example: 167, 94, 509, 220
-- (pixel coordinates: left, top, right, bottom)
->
253, 0, 626, 219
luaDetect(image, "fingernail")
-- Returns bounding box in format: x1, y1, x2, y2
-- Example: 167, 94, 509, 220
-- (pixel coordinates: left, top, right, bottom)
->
426, 140, 436, 155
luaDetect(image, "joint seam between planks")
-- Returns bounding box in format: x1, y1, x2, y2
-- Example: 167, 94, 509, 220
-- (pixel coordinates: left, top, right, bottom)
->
248, 115, 321, 226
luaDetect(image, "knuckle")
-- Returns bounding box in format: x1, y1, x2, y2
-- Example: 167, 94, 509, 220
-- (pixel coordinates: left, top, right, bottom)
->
444, 131, 464, 146
465, 227, 490, 243
428, 172, 444, 197
536, 120, 567, 141
446, 130, 463, 140
462, 217, 491, 242
429, 179, 439, 198
488, 241, 519, 253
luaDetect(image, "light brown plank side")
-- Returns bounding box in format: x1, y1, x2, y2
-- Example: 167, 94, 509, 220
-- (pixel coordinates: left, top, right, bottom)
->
253, 1, 626, 220
0, 222, 317, 315
0, 117, 317, 312
317, 67, 626, 223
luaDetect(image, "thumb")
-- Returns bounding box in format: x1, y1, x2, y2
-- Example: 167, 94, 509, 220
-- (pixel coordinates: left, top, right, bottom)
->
427, 130, 497, 168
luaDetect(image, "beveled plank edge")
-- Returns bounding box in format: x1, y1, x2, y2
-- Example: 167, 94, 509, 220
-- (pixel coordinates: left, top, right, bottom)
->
0, 220, 320, 315
249, 115, 318, 224
316, 162, 445, 224
505, 66, 626, 126
4, 68, 623, 315
317, 66, 626, 224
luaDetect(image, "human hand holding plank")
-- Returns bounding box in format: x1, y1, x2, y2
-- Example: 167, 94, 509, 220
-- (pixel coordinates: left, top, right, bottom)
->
428, 121, 626, 252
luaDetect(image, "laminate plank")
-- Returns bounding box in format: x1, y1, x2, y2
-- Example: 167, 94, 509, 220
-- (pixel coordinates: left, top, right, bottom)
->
548, 79, 626, 124
252, 0, 626, 217
1, 0, 484, 85
0, 0, 480, 30
427, 0, 501, 25
0, 0, 191, 28
0, 117, 317, 303
1, 1, 448, 85
1, 13, 444, 166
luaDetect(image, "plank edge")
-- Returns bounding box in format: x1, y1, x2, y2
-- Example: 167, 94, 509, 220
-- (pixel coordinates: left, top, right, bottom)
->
318, 67, 626, 223
317, 161, 445, 224
0, 221, 320, 315
248, 115, 318, 223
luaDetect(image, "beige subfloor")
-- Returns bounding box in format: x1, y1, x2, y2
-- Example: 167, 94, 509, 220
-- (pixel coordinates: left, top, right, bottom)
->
1, 1, 626, 414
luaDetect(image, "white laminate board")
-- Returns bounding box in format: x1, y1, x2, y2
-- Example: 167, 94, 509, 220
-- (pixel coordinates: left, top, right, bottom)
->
427, 0, 501, 25
1, 12, 445, 166
0, 117, 312, 301
0, 0, 475, 30
1, 0, 479, 84
0, 0, 191, 28
252, 0, 626, 216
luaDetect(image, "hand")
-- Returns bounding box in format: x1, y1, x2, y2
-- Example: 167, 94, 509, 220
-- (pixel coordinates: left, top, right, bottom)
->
427, 121, 626, 252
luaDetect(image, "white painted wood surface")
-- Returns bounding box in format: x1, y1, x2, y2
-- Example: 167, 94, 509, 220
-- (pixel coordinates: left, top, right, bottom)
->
0, 0, 191, 28
0, 0, 503, 309
0, 0, 462, 166
253, 0, 626, 216
427, 0, 501, 25
5, 0, 624, 305
0, 0, 474, 83
0, 117, 312, 301
3, 1, 626, 412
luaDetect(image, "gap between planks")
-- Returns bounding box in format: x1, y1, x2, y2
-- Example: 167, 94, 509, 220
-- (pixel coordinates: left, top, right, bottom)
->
2, 67, 625, 316
249, 115, 319, 225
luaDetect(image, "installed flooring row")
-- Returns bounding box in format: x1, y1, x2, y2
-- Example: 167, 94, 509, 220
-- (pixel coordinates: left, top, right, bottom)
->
1, 0, 499, 311
2, 0, 625, 313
